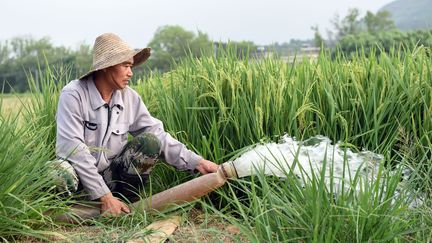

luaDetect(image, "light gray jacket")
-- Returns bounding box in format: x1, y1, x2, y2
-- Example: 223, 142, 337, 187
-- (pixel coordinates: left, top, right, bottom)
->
56, 77, 202, 200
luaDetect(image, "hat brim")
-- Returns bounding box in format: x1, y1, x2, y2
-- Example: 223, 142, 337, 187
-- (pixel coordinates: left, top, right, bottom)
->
79, 47, 151, 80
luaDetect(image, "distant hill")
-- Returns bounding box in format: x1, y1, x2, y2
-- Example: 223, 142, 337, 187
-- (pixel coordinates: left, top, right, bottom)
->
379, 0, 432, 31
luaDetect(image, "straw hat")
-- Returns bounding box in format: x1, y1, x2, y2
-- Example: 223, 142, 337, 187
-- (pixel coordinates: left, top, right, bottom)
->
79, 33, 151, 80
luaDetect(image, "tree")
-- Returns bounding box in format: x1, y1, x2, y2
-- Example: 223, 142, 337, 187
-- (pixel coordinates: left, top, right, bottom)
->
331, 8, 362, 40
146, 25, 212, 72
326, 8, 397, 49
364, 11, 396, 34
336, 29, 432, 57
0, 36, 92, 93
189, 31, 213, 58
311, 25, 325, 48
0, 41, 10, 65
72, 43, 92, 78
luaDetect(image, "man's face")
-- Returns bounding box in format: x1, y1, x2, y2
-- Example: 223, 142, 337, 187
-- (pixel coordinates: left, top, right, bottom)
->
106, 58, 134, 90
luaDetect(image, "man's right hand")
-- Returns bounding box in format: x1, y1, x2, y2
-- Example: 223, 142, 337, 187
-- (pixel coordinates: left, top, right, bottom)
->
99, 192, 130, 216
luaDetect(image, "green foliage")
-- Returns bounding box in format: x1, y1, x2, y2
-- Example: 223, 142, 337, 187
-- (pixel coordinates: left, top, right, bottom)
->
328, 8, 396, 47
135, 47, 432, 241
1, 46, 432, 241
145, 25, 213, 73
337, 29, 432, 57
214, 41, 258, 60
328, 7, 430, 57
331, 8, 363, 40
311, 25, 325, 48
0, 114, 59, 240
364, 10, 396, 35
0, 64, 72, 240
209, 160, 421, 241
142, 25, 260, 76
0, 36, 91, 93
138, 47, 432, 165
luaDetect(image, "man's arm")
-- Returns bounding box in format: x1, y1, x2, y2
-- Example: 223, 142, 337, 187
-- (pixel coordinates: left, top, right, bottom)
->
56, 91, 114, 194
128, 91, 217, 173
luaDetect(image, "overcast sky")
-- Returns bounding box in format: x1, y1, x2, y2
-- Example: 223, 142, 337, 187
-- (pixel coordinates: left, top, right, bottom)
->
1, 0, 394, 49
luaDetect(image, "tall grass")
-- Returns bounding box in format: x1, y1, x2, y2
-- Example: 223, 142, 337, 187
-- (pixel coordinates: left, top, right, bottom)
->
136, 46, 432, 241
1, 46, 431, 241
209, 159, 419, 241
0, 64, 70, 240
0, 115, 61, 240
137, 46, 432, 185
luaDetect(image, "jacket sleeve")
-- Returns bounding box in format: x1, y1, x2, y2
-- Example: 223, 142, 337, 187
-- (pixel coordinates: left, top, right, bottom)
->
128, 93, 202, 171
56, 91, 110, 200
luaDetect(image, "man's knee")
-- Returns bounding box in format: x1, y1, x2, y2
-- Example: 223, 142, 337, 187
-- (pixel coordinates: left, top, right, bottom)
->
47, 159, 79, 196
118, 132, 161, 175
134, 132, 161, 157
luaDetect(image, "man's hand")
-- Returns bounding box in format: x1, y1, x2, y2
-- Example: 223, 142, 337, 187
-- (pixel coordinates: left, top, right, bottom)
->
99, 192, 130, 216
195, 159, 218, 174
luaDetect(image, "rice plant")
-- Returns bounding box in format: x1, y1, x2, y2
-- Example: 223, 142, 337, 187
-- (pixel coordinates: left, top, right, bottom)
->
136, 45, 432, 241
206, 155, 424, 242
1, 45, 431, 241
0, 111, 65, 240
0, 64, 71, 241
138, 46, 431, 185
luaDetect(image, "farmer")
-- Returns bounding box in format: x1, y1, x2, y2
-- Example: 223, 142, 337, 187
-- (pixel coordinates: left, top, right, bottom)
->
53, 33, 218, 216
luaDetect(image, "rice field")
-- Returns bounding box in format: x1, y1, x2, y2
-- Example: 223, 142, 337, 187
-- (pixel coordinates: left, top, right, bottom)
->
0, 47, 431, 241
0, 94, 30, 117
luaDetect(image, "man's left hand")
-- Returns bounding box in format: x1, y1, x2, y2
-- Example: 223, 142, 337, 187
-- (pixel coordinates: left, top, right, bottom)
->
195, 159, 218, 174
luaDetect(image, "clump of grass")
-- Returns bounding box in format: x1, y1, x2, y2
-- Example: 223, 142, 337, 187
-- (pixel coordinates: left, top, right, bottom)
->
0, 64, 70, 240
22, 63, 70, 151
205, 155, 427, 241
0, 113, 64, 240
135, 45, 432, 241
137, 45, 432, 189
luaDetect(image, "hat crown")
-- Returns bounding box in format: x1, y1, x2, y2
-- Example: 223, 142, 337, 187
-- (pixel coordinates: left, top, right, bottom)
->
79, 33, 151, 80
92, 33, 134, 70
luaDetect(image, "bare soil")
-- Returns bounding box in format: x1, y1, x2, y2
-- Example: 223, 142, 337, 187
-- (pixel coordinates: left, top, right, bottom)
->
169, 208, 245, 243
19, 208, 245, 242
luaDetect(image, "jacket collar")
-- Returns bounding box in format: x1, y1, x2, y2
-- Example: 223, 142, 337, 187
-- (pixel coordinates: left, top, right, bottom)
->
87, 77, 125, 110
